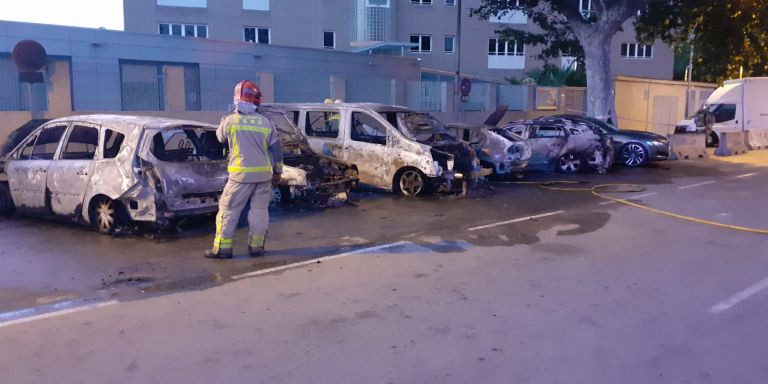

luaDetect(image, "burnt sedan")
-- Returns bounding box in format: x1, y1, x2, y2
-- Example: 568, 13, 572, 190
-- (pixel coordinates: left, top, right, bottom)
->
501, 117, 613, 173
554, 115, 669, 167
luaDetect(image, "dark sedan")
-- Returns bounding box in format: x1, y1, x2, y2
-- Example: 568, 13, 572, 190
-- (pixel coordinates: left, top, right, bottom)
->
554, 115, 670, 167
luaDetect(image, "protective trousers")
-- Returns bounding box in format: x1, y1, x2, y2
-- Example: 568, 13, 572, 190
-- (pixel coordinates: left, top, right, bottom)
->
213, 179, 273, 253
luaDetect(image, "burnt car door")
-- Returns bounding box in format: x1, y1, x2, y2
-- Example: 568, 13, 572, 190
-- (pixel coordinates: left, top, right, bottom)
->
46, 123, 100, 217
6, 122, 69, 214
527, 125, 566, 167
302, 109, 343, 158
344, 110, 392, 188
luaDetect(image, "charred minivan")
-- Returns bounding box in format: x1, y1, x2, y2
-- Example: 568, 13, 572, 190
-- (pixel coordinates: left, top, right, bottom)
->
0, 114, 357, 233
272, 103, 482, 196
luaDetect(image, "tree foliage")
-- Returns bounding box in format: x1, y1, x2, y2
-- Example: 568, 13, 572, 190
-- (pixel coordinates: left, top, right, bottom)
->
635, 0, 768, 83
472, 0, 651, 119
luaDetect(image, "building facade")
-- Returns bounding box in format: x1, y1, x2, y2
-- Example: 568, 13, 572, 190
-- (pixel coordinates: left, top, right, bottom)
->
123, 0, 675, 82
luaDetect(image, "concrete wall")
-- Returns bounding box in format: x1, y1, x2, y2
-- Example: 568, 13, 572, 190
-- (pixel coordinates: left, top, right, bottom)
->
614, 76, 717, 135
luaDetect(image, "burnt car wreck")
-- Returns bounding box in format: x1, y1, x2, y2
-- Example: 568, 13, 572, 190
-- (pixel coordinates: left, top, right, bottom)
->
502, 117, 613, 173
0, 114, 357, 234
259, 107, 358, 206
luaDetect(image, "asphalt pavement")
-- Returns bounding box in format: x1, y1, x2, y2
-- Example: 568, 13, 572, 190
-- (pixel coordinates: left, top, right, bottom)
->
1, 155, 767, 382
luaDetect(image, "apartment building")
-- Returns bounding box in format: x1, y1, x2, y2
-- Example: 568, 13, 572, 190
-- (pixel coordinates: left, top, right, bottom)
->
123, 0, 674, 82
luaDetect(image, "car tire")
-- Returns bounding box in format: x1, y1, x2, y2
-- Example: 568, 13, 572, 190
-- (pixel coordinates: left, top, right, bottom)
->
89, 196, 125, 234
620, 143, 648, 167
556, 153, 584, 174
0, 182, 15, 215
394, 168, 427, 197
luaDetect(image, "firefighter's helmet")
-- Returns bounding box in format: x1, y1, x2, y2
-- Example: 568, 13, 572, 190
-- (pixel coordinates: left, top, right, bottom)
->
234, 80, 262, 106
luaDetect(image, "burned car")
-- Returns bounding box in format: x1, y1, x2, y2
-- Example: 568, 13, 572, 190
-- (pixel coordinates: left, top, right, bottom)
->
448, 107, 531, 177
501, 117, 613, 173
271, 103, 485, 196
0, 114, 357, 233
258, 106, 358, 205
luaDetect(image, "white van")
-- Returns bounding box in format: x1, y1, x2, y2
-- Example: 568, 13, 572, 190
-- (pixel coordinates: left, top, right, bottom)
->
270, 103, 484, 196
676, 77, 768, 146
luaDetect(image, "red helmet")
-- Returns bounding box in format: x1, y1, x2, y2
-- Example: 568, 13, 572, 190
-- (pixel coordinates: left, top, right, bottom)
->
233, 80, 262, 106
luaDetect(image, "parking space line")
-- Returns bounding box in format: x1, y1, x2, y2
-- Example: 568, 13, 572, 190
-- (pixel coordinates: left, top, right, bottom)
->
467, 211, 565, 231
678, 180, 716, 190
0, 300, 119, 329
599, 192, 658, 205
735, 172, 757, 179
709, 276, 768, 314
231, 241, 412, 280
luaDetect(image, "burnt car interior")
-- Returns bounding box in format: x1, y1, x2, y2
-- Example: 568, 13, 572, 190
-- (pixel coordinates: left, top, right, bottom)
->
351, 112, 387, 145
150, 127, 225, 162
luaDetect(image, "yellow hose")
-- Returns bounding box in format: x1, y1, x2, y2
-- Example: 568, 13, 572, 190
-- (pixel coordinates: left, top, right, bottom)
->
505, 180, 768, 235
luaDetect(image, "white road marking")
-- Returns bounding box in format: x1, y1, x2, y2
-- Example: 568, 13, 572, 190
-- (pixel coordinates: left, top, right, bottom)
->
231, 241, 412, 280
678, 180, 716, 190
735, 172, 757, 179
0, 300, 119, 329
599, 192, 658, 205
467, 211, 565, 231
709, 277, 768, 314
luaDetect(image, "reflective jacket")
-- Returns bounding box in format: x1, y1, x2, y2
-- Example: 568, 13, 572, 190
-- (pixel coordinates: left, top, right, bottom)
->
217, 111, 283, 183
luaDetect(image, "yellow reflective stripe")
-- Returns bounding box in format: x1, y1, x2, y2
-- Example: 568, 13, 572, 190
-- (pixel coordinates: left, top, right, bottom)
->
249, 235, 265, 248
228, 166, 273, 173
231, 125, 272, 134
230, 126, 242, 167
213, 236, 233, 252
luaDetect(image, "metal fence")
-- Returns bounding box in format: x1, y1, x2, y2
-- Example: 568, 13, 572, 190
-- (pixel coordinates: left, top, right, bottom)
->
274, 73, 330, 103
346, 77, 393, 104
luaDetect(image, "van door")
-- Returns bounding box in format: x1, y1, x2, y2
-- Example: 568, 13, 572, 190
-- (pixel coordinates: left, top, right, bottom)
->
344, 111, 392, 189
302, 109, 344, 157
711, 103, 741, 133
528, 125, 566, 166
47, 123, 100, 217
6, 123, 69, 214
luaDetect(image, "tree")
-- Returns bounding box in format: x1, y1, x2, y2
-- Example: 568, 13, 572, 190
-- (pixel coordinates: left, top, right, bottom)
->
472, 0, 652, 122
635, 0, 768, 84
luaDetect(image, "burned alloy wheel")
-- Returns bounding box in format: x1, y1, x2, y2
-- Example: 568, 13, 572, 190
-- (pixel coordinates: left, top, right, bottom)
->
557, 153, 583, 173
621, 143, 647, 167
90, 196, 122, 234
396, 169, 425, 197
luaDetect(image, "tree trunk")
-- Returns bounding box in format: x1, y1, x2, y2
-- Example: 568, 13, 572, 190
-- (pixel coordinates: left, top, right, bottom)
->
581, 34, 615, 123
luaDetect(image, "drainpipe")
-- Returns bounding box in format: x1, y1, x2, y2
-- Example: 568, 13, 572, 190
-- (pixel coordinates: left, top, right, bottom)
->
453, 0, 462, 122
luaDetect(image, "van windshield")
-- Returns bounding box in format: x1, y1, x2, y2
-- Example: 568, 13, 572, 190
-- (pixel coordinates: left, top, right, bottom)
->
379, 111, 455, 142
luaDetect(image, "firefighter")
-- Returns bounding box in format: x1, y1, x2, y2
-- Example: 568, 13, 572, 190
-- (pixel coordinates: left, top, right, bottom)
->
205, 80, 283, 259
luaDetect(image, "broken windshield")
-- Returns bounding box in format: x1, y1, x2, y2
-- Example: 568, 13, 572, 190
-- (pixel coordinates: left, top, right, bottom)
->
379, 111, 455, 142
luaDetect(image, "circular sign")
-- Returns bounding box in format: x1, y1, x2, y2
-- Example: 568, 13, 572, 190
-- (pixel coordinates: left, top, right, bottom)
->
459, 78, 472, 97
12, 40, 48, 72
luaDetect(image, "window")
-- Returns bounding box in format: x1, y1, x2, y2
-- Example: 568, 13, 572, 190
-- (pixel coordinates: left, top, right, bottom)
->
490, 0, 525, 23
243, 0, 269, 10
305, 111, 340, 138
351, 113, 387, 145
366, 0, 390, 7
712, 104, 736, 123
620, 43, 653, 59
244, 27, 270, 44
488, 39, 524, 56
151, 128, 224, 162
444, 35, 455, 54
410, 35, 432, 53
159, 23, 207, 38
121, 63, 162, 111
30, 125, 67, 160
411, 0, 432, 4
62, 125, 99, 160
445, 0, 455, 5
324, 31, 336, 49
157, 0, 206, 7
103, 129, 126, 159
532, 126, 564, 138
579, 0, 593, 18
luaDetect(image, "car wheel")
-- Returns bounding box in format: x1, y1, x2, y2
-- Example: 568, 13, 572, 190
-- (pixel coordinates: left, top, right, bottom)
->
395, 169, 426, 197
556, 153, 583, 173
90, 196, 123, 234
0, 183, 15, 215
620, 143, 648, 167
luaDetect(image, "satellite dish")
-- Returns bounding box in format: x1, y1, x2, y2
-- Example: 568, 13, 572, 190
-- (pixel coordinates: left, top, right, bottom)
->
12, 40, 48, 72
